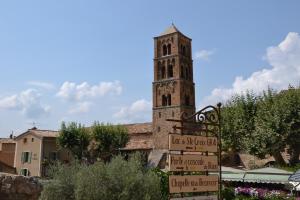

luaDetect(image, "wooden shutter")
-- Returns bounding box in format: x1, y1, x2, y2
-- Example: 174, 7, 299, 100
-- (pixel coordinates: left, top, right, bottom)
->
28, 152, 32, 163
21, 152, 25, 164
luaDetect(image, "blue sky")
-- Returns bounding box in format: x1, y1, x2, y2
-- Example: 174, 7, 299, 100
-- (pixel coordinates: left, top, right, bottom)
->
1, 0, 300, 136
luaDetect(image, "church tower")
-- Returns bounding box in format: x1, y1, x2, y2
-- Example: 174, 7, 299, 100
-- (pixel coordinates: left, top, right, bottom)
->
152, 25, 196, 149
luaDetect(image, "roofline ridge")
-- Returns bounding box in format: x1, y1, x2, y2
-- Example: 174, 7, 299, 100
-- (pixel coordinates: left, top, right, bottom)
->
123, 122, 152, 126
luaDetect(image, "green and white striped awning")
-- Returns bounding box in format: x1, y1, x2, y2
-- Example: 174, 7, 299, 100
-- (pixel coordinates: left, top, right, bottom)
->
211, 167, 293, 184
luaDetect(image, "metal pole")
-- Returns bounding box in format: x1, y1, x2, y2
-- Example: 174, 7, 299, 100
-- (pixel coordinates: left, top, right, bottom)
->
217, 102, 222, 200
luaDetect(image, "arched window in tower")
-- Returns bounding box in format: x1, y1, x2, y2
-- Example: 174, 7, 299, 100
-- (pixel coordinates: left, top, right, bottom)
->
163, 45, 167, 56
161, 65, 166, 79
167, 44, 171, 55
162, 95, 167, 106
185, 95, 190, 106
167, 94, 172, 106
182, 46, 186, 56
185, 67, 189, 80
167, 64, 173, 78
181, 65, 184, 78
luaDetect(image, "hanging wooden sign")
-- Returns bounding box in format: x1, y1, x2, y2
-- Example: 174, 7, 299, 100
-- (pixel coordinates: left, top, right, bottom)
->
169, 134, 218, 152
169, 154, 218, 172
170, 195, 218, 200
169, 175, 218, 193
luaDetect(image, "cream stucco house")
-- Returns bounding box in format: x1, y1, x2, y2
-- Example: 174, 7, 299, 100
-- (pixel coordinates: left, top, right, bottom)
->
14, 127, 72, 177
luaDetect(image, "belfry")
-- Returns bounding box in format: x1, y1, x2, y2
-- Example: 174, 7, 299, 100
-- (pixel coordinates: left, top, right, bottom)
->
152, 24, 196, 150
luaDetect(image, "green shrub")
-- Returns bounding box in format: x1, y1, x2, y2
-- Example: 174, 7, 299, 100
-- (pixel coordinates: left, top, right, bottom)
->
222, 187, 235, 200
151, 168, 169, 200
40, 161, 83, 200
40, 153, 161, 200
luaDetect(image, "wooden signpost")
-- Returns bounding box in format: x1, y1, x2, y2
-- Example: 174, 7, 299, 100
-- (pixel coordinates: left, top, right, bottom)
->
169, 134, 218, 152
167, 103, 222, 200
169, 154, 218, 172
169, 175, 219, 193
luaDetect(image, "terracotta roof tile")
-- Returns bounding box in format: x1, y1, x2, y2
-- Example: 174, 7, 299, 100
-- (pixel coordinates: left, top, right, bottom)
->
160, 24, 180, 36
123, 134, 153, 150
0, 138, 15, 143
15, 128, 59, 140
122, 122, 153, 150
31, 129, 59, 138
123, 122, 152, 135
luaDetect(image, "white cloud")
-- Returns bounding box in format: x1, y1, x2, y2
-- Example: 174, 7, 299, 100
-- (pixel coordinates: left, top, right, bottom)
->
68, 101, 93, 114
201, 32, 300, 107
0, 95, 19, 109
57, 81, 122, 101
0, 89, 50, 118
195, 49, 215, 61
27, 81, 55, 90
113, 99, 152, 123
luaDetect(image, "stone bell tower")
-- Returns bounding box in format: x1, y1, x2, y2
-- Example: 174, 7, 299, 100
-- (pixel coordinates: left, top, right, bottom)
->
152, 24, 196, 149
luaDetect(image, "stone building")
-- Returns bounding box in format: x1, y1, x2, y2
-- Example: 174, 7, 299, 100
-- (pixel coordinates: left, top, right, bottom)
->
152, 24, 195, 150
0, 138, 16, 173
123, 24, 196, 167
14, 127, 72, 177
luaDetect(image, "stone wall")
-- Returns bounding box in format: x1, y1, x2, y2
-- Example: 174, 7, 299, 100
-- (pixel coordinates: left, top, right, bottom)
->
0, 173, 42, 200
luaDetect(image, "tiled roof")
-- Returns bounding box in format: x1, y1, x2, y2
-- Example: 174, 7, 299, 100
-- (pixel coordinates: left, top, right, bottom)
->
123, 122, 152, 135
160, 24, 180, 36
0, 138, 15, 143
158, 24, 191, 40
122, 134, 153, 150
14, 123, 154, 150
15, 128, 59, 140
31, 129, 59, 138
122, 122, 153, 150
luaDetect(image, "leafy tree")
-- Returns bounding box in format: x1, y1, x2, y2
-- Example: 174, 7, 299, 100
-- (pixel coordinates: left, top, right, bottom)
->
57, 122, 90, 160
221, 87, 300, 166
248, 87, 300, 165
90, 122, 129, 161
244, 89, 287, 165
278, 87, 300, 165
222, 92, 257, 153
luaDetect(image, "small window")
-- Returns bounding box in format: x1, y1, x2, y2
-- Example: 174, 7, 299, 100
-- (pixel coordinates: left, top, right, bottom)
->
20, 168, 29, 176
163, 45, 167, 56
167, 94, 172, 106
23, 138, 27, 143
157, 126, 161, 132
182, 46, 186, 56
167, 44, 171, 55
31, 138, 34, 142
21, 152, 32, 163
181, 66, 185, 78
167, 65, 173, 78
162, 95, 167, 106
159, 112, 161, 118
185, 95, 190, 106
185, 67, 189, 80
